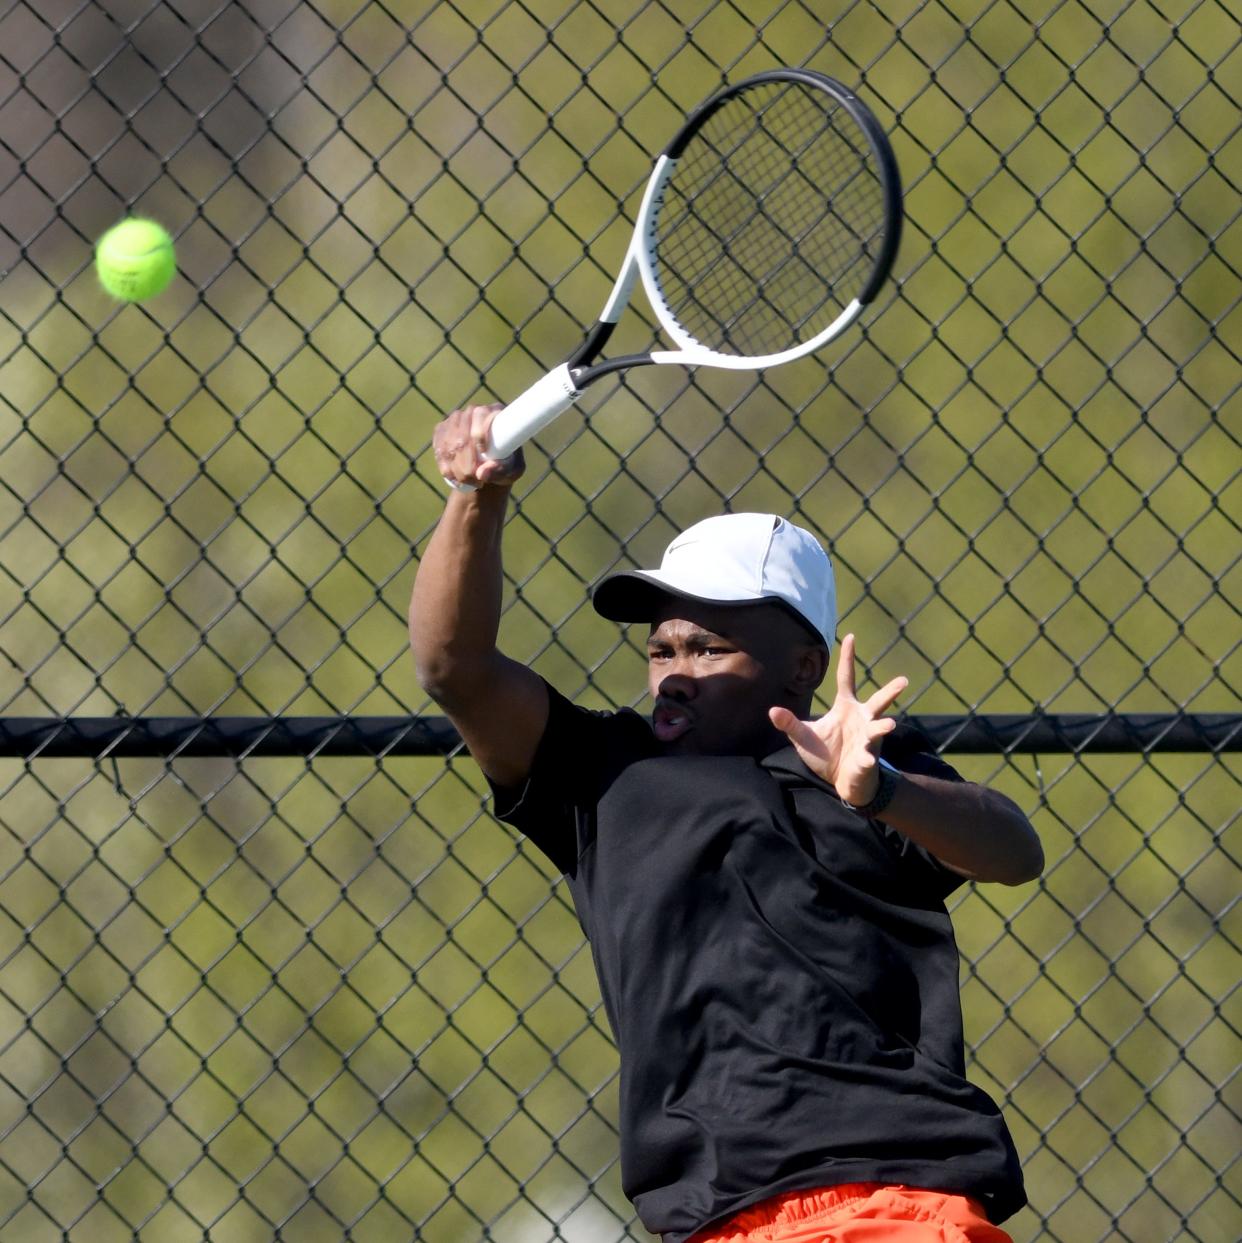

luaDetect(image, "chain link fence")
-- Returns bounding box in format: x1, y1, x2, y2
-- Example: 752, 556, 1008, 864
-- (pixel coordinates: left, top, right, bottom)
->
0, 1, 1238, 1240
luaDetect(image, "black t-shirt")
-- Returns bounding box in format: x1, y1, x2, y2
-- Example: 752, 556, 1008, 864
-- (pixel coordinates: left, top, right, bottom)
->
491, 683, 1026, 1241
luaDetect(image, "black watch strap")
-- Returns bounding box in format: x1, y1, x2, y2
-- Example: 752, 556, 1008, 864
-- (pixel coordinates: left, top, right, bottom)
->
842, 758, 901, 817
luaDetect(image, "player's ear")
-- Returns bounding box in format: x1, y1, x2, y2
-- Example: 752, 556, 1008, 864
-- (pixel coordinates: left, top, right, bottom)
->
788, 643, 829, 696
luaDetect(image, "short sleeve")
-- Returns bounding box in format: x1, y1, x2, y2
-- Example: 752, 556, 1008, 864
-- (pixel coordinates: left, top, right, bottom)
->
488, 681, 655, 875
880, 719, 965, 784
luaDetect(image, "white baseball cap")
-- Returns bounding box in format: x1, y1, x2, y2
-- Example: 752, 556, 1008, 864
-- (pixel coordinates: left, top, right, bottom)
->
592, 513, 836, 648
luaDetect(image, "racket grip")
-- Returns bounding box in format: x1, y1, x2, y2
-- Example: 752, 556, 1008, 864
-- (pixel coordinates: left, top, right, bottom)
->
485, 365, 581, 460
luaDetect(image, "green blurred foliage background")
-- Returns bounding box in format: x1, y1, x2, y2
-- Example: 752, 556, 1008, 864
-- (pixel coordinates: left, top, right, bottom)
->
0, 1, 1237, 1239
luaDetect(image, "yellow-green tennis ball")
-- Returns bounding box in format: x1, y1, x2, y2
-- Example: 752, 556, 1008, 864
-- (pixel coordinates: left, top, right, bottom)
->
95, 218, 176, 301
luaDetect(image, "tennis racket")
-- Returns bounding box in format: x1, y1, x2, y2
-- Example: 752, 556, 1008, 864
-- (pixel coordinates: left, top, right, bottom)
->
482, 68, 903, 462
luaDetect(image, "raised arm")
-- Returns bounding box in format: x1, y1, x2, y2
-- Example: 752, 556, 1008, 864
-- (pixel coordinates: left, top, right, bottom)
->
410, 404, 549, 788
769, 634, 1044, 885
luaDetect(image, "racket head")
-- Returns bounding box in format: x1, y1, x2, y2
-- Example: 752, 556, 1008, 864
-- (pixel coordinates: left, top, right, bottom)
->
641, 70, 902, 364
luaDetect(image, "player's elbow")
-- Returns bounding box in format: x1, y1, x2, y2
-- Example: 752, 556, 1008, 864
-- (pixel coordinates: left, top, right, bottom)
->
963, 789, 1043, 885
414, 645, 503, 714
414, 652, 474, 707
410, 632, 449, 700
410, 615, 486, 705
414, 655, 450, 704
995, 813, 1045, 885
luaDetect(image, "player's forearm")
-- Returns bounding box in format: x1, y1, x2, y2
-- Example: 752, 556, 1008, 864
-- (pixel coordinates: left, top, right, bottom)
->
410, 487, 511, 700
878, 773, 1044, 885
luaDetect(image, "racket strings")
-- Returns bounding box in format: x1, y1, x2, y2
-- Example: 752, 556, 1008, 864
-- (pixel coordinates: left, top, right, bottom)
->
655, 80, 888, 356
690, 109, 876, 346
683, 91, 877, 324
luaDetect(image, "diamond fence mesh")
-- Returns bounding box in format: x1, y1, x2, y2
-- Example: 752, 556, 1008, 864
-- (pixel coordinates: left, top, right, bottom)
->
0, 1, 1239, 1241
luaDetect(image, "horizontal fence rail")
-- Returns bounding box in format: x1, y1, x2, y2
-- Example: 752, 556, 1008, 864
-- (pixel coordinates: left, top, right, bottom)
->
1, 713, 1239, 759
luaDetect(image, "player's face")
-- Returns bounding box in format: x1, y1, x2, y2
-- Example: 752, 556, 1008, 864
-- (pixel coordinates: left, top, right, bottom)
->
646, 600, 813, 757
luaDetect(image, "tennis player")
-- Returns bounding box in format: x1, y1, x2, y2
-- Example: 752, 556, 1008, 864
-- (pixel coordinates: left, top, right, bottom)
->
411, 403, 1044, 1243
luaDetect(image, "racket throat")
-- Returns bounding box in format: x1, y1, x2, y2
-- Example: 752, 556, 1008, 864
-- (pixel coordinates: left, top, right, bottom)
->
568, 320, 618, 371
573, 352, 657, 385
568, 320, 656, 385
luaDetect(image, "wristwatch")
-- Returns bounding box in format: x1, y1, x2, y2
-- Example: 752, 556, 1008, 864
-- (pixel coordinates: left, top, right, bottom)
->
842, 758, 902, 817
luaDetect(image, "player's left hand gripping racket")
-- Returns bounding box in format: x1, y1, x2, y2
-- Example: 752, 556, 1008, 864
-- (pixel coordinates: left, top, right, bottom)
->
482, 67, 902, 462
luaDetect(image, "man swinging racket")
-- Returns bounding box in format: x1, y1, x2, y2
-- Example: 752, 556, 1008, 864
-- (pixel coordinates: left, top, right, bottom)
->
410, 403, 1044, 1243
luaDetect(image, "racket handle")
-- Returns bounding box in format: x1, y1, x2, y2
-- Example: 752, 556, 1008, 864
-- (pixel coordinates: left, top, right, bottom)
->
485, 364, 581, 459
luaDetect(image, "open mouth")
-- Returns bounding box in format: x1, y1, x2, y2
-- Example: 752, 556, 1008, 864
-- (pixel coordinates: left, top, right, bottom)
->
653, 702, 693, 744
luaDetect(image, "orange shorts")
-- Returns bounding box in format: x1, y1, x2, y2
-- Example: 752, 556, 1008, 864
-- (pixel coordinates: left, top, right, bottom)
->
688, 1183, 1014, 1242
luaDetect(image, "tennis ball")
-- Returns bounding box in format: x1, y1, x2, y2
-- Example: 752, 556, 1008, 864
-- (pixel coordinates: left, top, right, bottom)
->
95, 218, 176, 301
